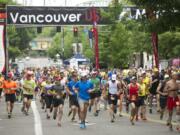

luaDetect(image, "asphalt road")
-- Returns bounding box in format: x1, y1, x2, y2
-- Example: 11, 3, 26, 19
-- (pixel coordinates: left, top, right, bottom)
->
0, 97, 179, 135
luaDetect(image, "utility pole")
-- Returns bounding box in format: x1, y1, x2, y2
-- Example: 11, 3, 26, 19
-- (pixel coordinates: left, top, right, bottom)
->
61, 0, 66, 60
61, 28, 64, 60
92, 7, 99, 69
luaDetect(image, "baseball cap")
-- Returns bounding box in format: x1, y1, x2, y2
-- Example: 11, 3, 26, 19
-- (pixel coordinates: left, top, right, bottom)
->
172, 71, 178, 76
91, 71, 97, 75
164, 74, 169, 79
131, 76, 136, 80
111, 74, 116, 81
142, 71, 146, 74
7, 72, 13, 78
81, 72, 88, 77
26, 71, 33, 77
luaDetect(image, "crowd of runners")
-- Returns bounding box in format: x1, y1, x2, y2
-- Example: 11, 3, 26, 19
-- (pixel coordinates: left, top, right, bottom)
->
0, 66, 179, 131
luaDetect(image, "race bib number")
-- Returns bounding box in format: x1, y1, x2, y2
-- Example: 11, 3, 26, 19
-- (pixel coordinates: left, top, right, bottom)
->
131, 95, 137, 101
56, 95, 60, 99
7, 89, 10, 93
24, 86, 32, 93
111, 96, 115, 100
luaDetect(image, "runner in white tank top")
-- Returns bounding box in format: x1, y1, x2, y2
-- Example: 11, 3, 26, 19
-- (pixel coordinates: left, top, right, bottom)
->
106, 74, 120, 123
108, 80, 118, 95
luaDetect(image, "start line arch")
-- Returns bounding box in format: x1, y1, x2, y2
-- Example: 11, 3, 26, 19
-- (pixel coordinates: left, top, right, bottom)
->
2, 6, 108, 74
0, 5, 158, 75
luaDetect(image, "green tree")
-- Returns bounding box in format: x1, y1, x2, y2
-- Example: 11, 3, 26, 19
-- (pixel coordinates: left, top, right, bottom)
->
99, 1, 155, 68
8, 46, 21, 60
122, 20, 152, 53
39, 27, 56, 37
110, 23, 133, 67
2, 0, 36, 61
99, 22, 135, 68
7, 26, 36, 61
47, 31, 74, 60
159, 32, 180, 59
129, 0, 180, 33
129, 0, 180, 60
0, 0, 15, 4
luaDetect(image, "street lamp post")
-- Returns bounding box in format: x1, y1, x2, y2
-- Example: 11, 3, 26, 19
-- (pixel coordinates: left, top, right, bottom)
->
61, 0, 66, 60
61, 29, 64, 60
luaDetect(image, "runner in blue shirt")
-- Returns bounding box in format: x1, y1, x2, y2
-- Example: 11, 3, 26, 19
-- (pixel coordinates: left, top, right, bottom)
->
66, 71, 79, 122
74, 72, 94, 129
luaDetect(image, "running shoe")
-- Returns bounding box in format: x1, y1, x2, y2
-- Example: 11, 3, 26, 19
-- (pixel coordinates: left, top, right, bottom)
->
149, 109, 152, 114
83, 123, 86, 129
8, 113, 11, 119
68, 110, 72, 117
88, 106, 92, 112
80, 123, 84, 129
57, 123, 61, 127
21, 107, 24, 112
71, 117, 75, 122
94, 112, 98, 117
46, 114, 50, 119
169, 124, 173, 131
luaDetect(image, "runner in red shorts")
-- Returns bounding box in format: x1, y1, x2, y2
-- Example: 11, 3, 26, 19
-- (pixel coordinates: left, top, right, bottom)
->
164, 72, 179, 131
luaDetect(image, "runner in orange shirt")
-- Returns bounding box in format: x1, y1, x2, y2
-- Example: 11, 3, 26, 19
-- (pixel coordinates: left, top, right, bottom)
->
3, 73, 18, 118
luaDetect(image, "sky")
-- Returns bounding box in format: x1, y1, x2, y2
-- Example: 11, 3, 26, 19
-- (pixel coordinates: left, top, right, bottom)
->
15, 0, 101, 6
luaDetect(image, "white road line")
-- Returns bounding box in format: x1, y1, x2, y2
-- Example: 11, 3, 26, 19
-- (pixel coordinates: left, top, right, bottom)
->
31, 101, 43, 135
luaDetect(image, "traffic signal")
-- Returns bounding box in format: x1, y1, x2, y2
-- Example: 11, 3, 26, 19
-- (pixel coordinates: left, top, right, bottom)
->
0, 4, 6, 20
88, 30, 93, 39
88, 28, 94, 39
37, 27, 42, 33
73, 27, 78, 37
0, 4, 6, 9
56, 26, 61, 32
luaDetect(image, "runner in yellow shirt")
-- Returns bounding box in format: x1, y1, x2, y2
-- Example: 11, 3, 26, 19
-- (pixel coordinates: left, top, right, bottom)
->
137, 76, 147, 120
21, 71, 36, 115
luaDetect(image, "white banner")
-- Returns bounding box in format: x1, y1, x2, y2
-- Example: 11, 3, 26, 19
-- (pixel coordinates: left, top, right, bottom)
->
0, 25, 5, 73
